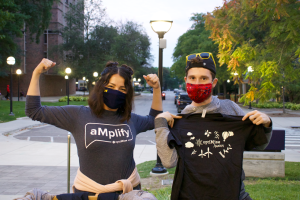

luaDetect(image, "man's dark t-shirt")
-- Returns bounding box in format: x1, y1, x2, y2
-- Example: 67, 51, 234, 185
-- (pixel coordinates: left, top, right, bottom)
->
167, 113, 268, 200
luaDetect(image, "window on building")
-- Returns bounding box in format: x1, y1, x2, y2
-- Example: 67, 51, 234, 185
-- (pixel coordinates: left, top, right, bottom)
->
44, 52, 47, 58
65, 0, 69, 4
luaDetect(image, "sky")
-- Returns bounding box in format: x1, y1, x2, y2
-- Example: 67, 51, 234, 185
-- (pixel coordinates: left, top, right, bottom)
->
101, 0, 224, 68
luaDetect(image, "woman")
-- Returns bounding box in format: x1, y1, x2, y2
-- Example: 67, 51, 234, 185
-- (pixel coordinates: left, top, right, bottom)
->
26, 58, 162, 199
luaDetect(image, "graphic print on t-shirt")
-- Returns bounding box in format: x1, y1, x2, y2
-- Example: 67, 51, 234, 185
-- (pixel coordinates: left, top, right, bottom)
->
185, 130, 234, 159
85, 123, 133, 148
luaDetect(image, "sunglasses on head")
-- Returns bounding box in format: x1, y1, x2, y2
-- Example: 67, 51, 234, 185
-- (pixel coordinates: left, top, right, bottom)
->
186, 52, 216, 67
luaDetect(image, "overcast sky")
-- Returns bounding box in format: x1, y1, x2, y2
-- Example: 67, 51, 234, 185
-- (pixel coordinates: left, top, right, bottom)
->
101, 0, 224, 68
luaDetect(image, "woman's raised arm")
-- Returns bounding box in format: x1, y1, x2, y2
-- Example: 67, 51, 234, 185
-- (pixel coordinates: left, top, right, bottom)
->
27, 58, 56, 96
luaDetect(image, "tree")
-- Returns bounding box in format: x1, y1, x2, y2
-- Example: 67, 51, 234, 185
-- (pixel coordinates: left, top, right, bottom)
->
53, 0, 152, 87
0, 0, 55, 67
171, 13, 230, 92
205, 0, 300, 106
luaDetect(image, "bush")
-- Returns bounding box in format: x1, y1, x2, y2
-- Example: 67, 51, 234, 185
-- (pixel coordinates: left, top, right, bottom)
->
58, 96, 88, 102
251, 102, 300, 110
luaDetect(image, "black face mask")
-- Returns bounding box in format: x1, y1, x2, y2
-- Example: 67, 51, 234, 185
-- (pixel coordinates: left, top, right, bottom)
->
103, 87, 126, 109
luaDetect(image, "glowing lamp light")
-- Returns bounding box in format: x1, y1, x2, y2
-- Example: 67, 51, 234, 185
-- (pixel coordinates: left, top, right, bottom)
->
93, 72, 98, 77
7, 56, 15, 65
16, 69, 22, 75
150, 20, 173, 33
65, 67, 71, 74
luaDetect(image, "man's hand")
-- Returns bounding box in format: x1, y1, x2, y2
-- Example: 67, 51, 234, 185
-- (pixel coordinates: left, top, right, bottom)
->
34, 58, 56, 75
242, 110, 271, 127
156, 111, 182, 128
143, 74, 160, 89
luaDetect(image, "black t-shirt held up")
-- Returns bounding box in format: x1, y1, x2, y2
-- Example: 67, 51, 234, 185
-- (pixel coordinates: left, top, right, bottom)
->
167, 113, 268, 200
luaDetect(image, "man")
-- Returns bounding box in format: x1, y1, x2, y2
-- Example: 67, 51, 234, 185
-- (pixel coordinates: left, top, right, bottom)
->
155, 53, 272, 200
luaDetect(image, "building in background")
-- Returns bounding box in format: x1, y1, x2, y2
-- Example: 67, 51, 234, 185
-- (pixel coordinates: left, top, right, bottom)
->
0, 0, 78, 97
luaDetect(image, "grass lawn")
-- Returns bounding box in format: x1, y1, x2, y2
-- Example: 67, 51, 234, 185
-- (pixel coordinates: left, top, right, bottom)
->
0, 100, 88, 123
137, 161, 300, 200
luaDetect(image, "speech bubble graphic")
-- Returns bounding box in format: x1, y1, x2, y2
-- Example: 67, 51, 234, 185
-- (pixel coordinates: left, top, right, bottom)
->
85, 123, 133, 148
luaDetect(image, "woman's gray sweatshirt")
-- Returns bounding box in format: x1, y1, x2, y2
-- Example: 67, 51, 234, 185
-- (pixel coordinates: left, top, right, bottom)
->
154, 96, 272, 200
25, 95, 162, 186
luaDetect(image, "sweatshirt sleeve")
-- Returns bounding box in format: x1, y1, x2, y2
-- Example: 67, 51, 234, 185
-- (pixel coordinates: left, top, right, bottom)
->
25, 95, 83, 134
131, 108, 162, 134
229, 101, 273, 150
155, 117, 178, 168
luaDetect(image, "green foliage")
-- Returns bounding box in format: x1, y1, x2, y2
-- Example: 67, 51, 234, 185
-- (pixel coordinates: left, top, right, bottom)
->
171, 13, 230, 82
0, 0, 55, 68
249, 102, 300, 110
58, 96, 88, 102
205, 0, 300, 104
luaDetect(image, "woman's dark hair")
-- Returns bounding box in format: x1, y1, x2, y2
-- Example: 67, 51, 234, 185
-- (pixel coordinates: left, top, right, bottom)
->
88, 61, 134, 122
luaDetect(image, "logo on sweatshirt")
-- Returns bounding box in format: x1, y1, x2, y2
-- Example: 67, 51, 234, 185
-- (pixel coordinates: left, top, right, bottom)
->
85, 123, 133, 148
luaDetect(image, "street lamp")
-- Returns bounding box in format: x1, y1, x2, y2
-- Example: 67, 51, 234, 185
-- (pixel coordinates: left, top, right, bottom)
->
93, 72, 98, 78
16, 69, 22, 101
83, 77, 86, 96
248, 66, 254, 109
65, 68, 71, 105
233, 72, 238, 103
226, 79, 230, 99
7, 56, 15, 116
150, 19, 173, 175
93, 72, 98, 87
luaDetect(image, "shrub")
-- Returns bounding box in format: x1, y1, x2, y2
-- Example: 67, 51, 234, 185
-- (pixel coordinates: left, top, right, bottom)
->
58, 96, 88, 102
250, 102, 300, 110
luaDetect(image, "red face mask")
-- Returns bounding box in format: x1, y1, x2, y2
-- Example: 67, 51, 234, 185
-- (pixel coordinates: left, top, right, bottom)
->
186, 83, 213, 103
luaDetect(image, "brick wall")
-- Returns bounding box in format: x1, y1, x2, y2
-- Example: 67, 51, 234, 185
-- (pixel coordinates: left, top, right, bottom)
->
0, 0, 79, 97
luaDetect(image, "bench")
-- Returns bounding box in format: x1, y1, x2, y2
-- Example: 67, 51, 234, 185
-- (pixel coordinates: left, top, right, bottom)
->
243, 130, 285, 177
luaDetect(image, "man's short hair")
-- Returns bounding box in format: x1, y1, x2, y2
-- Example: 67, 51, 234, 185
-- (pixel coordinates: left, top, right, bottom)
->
186, 56, 216, 80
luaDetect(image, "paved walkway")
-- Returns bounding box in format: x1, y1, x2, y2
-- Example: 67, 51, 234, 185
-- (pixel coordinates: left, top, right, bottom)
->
0, 97, 300, 200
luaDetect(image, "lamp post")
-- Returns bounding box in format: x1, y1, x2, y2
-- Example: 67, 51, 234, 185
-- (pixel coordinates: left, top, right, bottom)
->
86, 79, 89, 93
247, 66, 254, 109
83, 77, 86, 96
93, 72, 98, 87
227, 79, 230, 99
234, 72, 238, 103
138, 78, 141, 91
16, 69, 22, 101
7, 56, 15, 116
65, 68, 71, 105
133, 78, 136, 91
150, 19, 173, 175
